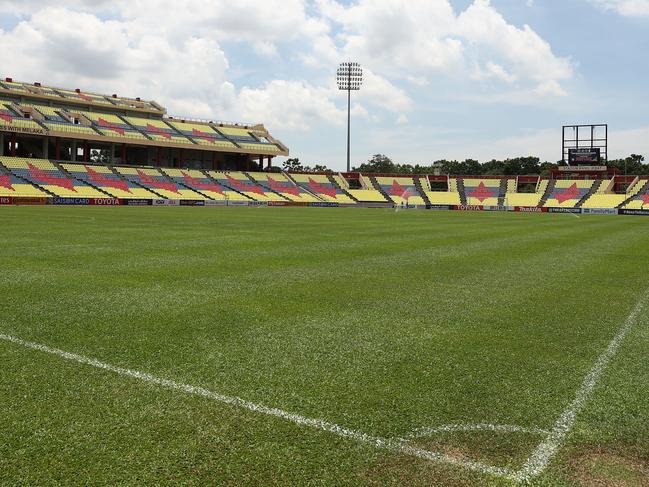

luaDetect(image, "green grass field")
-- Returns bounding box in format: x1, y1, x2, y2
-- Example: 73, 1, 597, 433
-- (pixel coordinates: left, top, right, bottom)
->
1, 206, 648, 486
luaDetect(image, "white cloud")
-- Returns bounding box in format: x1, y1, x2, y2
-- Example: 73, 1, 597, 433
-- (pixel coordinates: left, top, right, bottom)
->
234, 80, 348, 131
0, 8, 231, 119
591, 0, 649, 16
456, 0, 572, 88
314, 0, 573, 98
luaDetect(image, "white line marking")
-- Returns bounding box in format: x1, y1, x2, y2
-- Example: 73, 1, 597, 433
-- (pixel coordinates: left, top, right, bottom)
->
0, 333, 511, 479
513, 285, 649, 482
403, 423, 550, 441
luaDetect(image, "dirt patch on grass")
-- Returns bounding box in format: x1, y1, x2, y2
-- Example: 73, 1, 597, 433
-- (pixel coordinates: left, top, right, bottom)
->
357, 444, 512, 487
569, 448, 649, 487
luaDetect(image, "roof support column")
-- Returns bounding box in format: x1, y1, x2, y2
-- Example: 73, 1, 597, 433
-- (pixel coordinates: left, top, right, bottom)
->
10, 132, 17, 157
42, 137, 49, 159
71, 141, 77, 162
110, 143, 115, 164
121, 144, 127, 164
83, 141, 89, 162
0, 133, 4, 156
55, 137, 61, 161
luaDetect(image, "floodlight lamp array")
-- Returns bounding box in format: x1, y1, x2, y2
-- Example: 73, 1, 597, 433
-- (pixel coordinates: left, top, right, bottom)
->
337, 62, 363, 91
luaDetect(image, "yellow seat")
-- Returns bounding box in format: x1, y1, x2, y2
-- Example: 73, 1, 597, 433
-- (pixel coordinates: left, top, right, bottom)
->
426, 192, 461, 205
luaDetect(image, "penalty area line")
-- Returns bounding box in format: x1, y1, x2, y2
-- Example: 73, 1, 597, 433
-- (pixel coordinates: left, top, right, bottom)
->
513, 284, 649, 483
0, 332, 511, 480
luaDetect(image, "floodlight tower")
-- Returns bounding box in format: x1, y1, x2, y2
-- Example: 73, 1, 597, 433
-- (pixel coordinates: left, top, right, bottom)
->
337, 62, 363, 172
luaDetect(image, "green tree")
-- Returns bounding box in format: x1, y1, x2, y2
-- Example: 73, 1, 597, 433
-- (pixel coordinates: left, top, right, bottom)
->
352, 154, 396, 173
282, 158, 305, 173
311, 164, 333, 173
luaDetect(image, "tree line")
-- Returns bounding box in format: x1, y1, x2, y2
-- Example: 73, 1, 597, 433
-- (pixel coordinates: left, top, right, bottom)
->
281, 154, 648, 176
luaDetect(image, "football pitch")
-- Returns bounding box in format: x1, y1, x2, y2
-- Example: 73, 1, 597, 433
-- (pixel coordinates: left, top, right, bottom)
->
1, 206, 648, 486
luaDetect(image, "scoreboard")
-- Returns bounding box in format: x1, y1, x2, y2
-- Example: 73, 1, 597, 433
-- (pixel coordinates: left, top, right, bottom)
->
568, 148, 601, 165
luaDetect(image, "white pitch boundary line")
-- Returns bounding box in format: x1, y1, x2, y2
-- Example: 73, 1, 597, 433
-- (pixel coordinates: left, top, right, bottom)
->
0, 333, 511, 479
512, 285, 649, 483
403, 423, 550, 441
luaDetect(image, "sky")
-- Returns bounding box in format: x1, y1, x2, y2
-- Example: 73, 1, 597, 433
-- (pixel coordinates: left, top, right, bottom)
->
0, 0, 647, 170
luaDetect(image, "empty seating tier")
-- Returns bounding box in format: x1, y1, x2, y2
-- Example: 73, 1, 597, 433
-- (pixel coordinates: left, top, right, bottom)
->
426, 191, 461, 205
168, 121, 236, 149
115, 166, 205, 200
0, 104, 45, 132
72, 110, 148, 141
123, 116, 193, 144
217, 127, 282, 154
374, 176, 425, 205
622, 180, 649, 209
22, 103, 99, 136
2, 157, 105, 197
505, 193, 542, 207
462, 179, 502, 206
0, 163, 47, 197
247, 172, 319, 202
161, 168, 227, 200
289, 174, 354, 203
543, 180, 595, 208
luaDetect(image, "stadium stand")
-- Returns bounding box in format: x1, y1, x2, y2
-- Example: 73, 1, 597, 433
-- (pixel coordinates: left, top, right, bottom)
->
160, 168, 228, 201
123, 116, 193, 144
55, 87, 115, 107
0, 103, 46, 132
217, 127, 283, 155
426, 191, 462, 205
1, 80, 164, 113
115, 166, 205, 200
247, 172, 320, 202
372, 176, 426, 205
1, 157, 106, 197
22, 103, 99, 136
83, 165, 157, 199
0, 160, 47, 197
0, 78, 288, 172
505, 193, 543, 207
582, 194, 627, 208
288, 173, 355, 203
207, 171, 282, 201
543, 180, 595, 207
463, 178, 501, 206
168, 120, 236, 149
72, 110, 149, 141
621, 179, 649, 209
61, 163, 126, 198
345, 175, 388, 203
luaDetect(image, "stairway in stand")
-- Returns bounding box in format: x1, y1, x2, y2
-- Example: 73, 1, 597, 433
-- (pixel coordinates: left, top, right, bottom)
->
327, 174, 358, 202
497, 179, 508, 206
54, 161, 116, 198
368, 176, 394, 203
456, 178, 468, 206
0, 159, 57, 197
617, 180, 649, 208
538, 180, 556, 207
576, 180, 602, 208
243, 172, 290, 201
109, 166, 167, 199
201, 171, 253, 201
414, 177, 432, 206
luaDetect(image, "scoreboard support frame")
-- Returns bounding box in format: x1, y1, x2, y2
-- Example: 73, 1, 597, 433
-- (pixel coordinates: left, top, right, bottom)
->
562, 124, 608, 165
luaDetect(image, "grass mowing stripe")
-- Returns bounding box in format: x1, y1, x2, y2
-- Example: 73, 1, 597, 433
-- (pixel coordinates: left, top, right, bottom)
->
513, 284, 649, 482
0, 332, 512, 480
